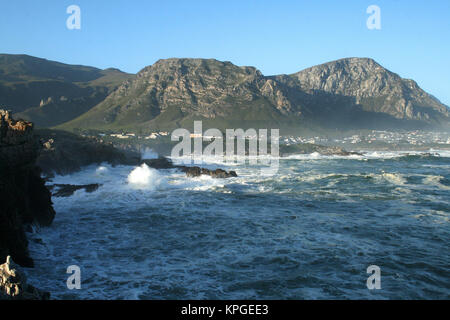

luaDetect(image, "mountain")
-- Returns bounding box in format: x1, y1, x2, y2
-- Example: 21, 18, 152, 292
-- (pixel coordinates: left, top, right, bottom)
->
1, 54, 448, 132
0, 54, 133, 127
60, 57, 450, 133
275, 58, 450, 129
59, 58, 300, 132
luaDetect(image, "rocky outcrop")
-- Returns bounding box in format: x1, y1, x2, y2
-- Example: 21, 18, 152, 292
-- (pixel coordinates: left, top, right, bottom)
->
0, 256, 49, 300
35, 129, 140, 177
143, 156, 238, 178
48, 183, 101, 198
142, 157, 175, 169
181, 167, 238, 178
0, 110, 55, 267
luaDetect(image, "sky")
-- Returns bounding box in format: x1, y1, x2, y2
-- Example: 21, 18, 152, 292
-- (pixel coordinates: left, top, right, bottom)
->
1, 0, 449, 105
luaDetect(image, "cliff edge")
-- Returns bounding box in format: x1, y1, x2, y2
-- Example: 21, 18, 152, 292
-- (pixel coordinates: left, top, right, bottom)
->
0, 110, 55, 268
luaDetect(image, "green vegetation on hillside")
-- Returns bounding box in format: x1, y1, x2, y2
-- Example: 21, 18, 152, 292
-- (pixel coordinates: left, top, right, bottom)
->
0, 54, 133, 127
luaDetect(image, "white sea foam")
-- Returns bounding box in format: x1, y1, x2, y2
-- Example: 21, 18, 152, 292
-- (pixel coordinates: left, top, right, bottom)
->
127, 164, 164, 190
170, 150, 450, 166
422, 175, 450, 190
381, 172, 407, 185
283, 150, 450, 161
95, 166, 109, 176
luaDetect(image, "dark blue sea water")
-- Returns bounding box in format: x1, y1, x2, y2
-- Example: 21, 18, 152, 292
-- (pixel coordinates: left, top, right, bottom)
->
26, 151, 450, 299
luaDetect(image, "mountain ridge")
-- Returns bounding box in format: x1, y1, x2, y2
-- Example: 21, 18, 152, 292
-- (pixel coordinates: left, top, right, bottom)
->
284, 57, 449, 121
60, 57, 449, 132
0, 54, 133, 127
1, 54, 448, 133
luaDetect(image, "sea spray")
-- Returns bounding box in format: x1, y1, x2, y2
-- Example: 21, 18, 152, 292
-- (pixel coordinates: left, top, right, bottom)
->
127, 163, 164, 190
96, 166, 109, 176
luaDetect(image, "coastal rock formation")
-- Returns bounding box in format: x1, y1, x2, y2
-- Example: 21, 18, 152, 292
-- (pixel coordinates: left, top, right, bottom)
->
35, 129, 140, 177
0, 256, 50, 300
142, 157, 175, 169
181, 166, 238, 178
0, 110, 55, 267
48, 183, 101, 198
143, 157, 238, 178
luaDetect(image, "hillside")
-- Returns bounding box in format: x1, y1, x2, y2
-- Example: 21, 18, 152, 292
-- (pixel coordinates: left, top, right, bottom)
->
60, 57, 450, 133
1, 54, 448, 133
59, 58, 301, 132
276, 58, 450, 129
0, 54, 133, 127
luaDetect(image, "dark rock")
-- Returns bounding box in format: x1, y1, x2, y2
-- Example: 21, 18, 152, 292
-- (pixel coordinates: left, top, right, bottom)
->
142, 156, 237, 179
35, 129, 141, 177
142, 157, 175, 169
180, 166, 237, 178
0, 110, 55, 267
50, 183, 101, 198
183, 166, 202, 177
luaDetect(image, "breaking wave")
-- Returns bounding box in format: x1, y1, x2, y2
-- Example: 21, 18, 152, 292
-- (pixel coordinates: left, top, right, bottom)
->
127, 164, 164, 190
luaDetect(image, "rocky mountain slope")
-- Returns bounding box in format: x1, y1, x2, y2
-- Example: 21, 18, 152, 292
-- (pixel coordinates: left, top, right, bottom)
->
60, 57, 450, 132
276, 58, 449, 128
60, 58, 298, 132
0, 54, 133, 127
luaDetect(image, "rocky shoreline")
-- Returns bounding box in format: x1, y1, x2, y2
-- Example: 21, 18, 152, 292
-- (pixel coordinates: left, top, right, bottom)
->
0, 110, 55, 267
0, 256, 50, 300
0, 111, 239, 299
35, 128, 141, 178
0, 110, 363, 300
0, 110, 55, 299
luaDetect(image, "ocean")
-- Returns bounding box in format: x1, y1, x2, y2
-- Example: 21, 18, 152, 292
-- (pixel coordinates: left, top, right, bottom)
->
25, 151, 450, 299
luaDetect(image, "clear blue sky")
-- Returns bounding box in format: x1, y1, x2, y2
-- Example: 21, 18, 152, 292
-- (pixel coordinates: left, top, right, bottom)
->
1, 0, 449, 105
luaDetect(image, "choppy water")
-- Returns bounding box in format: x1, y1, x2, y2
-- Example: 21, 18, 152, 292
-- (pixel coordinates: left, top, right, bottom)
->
25, 151, 450, 299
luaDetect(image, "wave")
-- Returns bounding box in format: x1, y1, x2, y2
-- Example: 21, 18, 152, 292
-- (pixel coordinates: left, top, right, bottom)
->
285, 150, 450, 161
381, 172, 407, 185
127, 164, 165, 190
95, 166, 109, 176
46, 163, 234, 203
422, 175, 450, 190
166, 150, 450, 173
